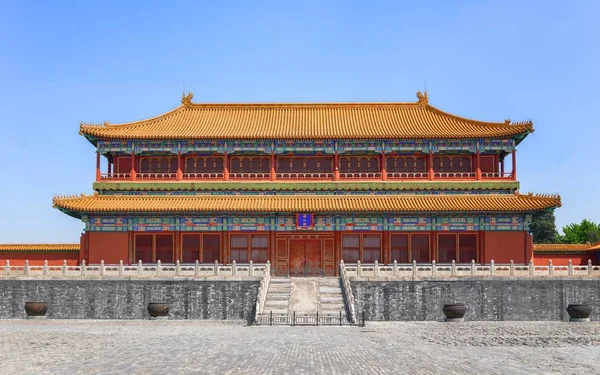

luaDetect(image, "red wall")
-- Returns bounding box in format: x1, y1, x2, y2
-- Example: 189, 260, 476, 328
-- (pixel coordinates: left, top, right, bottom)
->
533, 254, 596, 266
0, 253, 79, 266
483, 231, 529, 264
88, 232, 129, 264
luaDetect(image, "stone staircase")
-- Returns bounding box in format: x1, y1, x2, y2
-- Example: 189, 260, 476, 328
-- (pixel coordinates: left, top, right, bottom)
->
262, 278, 292, 314
317, 278, 346, 314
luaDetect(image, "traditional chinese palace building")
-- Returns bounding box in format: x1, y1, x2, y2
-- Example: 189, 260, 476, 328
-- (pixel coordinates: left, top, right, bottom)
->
47, 91, 564, 275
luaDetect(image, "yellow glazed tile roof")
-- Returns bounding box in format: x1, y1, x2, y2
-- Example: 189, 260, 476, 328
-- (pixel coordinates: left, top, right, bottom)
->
79, 92, 533, 140
0, 244, 80, 252
533, 244, 595, 252
53, 193, 560, 216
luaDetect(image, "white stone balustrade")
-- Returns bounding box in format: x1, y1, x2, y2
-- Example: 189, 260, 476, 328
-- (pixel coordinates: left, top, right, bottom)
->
0, 259, 267, 279
341, 259, 600, 279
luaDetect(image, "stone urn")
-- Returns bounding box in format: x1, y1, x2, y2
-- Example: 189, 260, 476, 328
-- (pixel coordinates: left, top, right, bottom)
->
566, 304, 592, 322
25, 302, 48, 318
442, 303, 466, 322
147, 303, 169, 319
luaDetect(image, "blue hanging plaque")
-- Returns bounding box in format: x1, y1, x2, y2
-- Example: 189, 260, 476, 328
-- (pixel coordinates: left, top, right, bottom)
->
296, 214, 314, 229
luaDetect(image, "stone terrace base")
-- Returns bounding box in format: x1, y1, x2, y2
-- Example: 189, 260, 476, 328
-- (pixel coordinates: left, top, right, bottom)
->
2, 321, 600, 374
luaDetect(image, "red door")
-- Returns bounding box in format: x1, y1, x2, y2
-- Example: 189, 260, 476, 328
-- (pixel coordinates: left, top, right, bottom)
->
289, 239, 321, 276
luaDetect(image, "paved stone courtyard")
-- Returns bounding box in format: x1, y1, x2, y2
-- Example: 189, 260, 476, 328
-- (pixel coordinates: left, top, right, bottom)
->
1, 320, 599, 374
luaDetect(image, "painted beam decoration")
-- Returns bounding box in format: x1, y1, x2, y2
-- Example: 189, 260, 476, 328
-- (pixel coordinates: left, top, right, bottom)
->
85, 215, 530, 232
96, 139, 517, 155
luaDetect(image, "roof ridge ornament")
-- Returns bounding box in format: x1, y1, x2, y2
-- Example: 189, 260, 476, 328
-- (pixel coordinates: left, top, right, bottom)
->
504, 119, 511, 125
416, 91, 428, 107
181, 92, 194, 108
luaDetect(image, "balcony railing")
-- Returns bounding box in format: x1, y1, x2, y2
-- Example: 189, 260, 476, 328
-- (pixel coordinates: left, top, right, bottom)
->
229, 172, 271, 179
386, 172, 429, 179
339, 172, 382, 179
482, 172, 513, 179
276, 172, 334, 179
136, 172, 177, 179
434, 172, 476, 179
100, 172, 131, 180
183, 172, 224, 179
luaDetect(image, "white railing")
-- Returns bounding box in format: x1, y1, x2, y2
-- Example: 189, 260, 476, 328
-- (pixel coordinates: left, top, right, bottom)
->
275, 172, 334, 179
0, 259, 267, 279
339, 172, 382, 179
254, 260, 271, 320
182, 172, 224, 179
229, 172, 270, 179
433, 172, 476, 179
386, 172, 429, 179
339, 261, 356, 324
136, 172, 177, 179
100, 172, 131, 180
481, 172, 513, 179
341, 259, 600, 278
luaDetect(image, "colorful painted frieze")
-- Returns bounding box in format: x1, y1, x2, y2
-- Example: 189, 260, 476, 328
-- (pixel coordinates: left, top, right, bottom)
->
384, 140, 430, 153
337, 140, 382, 154
180, 140, 225, 154
133, 217, 177, 232
228, 140, 272, 154
481, 215, 526, 231
480, 138, 515, 152
340, 217, 383, 231
135, 141, 178, 154
434, 217, 479, 231
227, 217, 270, 231
179, 217, 223, 231
97, 140, 133, 154
387, 217, 432, 231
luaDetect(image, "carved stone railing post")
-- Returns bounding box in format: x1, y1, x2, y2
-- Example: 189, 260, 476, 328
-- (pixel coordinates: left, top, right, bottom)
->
194, 260, 200, 277
175, 260, 181, 276
393, 260, 398, 277
138, 260, 143, 276
119, 260, 124, 277
509, 260, 514, 276
24, 260, 29, 276
214, 260, 219, 276
356, 261, 362, 277
61, 260, 67, 277
254, 261, 272, 322
451, 260, 456, 277
156, 260, 162, 276
588, 260, 593, 276
548, 259, 553, 276
100, 260, 105, 277
249, 260, 254, 277
432, 260, 437, 277
490, 260, 495, 276
568, 259, 573, 276
232, 260, 237, 276
43, 260, 49, 277
471, 260, 476, 276
529, 259, 534, 276
374, 260, 379, 277
80, 260, 86, 276
4, 260, 9, 276
339, 261, 356, 324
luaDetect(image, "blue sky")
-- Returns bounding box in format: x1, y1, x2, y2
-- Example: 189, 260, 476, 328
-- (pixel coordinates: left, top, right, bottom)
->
0, 0, 598, 243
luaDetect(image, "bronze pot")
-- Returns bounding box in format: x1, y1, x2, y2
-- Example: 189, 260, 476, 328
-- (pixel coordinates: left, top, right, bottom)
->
566, 304, 592, 320
25, 302, 48, 317
147, 303, 169, 318
442, 303, 466, 319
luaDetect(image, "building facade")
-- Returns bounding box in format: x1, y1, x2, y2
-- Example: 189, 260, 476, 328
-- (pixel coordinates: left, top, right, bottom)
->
52, 92, 561, 275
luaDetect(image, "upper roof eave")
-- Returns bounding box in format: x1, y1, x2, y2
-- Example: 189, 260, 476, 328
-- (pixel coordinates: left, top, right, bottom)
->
79, 92, 534, 142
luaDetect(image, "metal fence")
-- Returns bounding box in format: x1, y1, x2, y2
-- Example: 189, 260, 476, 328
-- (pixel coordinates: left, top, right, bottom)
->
255, 311, 354, 326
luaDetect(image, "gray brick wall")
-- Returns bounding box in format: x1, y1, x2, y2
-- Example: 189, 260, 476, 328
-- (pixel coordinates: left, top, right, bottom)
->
351, 278, 600, 321
0, 280, 259, 320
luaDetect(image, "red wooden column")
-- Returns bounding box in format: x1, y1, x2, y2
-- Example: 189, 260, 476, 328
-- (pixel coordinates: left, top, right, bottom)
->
381, 151, 387, 180
223, 153, 229, 180
428, 151, 434, 180
270, 152, 276, 181
500, 156, 505, 176
95, 152, 101, 181
130, 153, 137, 181
334, 152, 339, 181
177, 152, 183, 180
512, 149, 517, 181
476, 151, 482, 180
107, 155, 112, 175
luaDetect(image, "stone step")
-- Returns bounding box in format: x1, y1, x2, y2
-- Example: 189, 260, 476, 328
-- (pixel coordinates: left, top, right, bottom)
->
264, 300, 290, 307
261, 309, 289, 314
320, 296, 344, 303
319, 287, 342, 294
270, 278, 291, 284
319, 280, 340, 286
320, 302, 345, 310
265, 294, 290, 300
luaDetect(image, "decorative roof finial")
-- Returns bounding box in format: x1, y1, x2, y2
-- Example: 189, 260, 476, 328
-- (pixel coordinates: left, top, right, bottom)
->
181, 92, 194, 108
504, 119, 511, 125
416, 91, 428, 107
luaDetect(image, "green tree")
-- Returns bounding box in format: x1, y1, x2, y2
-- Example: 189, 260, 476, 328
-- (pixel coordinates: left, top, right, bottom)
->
529, 210, 559, 243
560, 219, 600, 244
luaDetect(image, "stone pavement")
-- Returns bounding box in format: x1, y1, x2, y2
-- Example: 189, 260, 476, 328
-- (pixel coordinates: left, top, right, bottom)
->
1, 320, 599, 374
